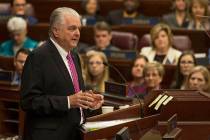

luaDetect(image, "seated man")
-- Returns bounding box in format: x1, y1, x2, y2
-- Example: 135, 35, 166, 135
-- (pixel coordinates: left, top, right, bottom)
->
10, 0, 38, 25
12, 48, 30, 85
88, 21, 120, 52
0, 17, 38, 57
107, 0, 158, 25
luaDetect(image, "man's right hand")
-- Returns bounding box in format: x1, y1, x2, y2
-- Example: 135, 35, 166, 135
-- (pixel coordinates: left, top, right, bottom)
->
68, 91, 95, 109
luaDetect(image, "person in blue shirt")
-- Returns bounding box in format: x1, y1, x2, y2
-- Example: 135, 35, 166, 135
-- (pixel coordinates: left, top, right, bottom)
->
0, 17, 38, 57
11, 48, 30, 86
11, 0, 38, 25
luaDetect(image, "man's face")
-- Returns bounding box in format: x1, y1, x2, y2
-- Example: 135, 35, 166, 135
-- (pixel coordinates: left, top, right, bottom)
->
13, 0, 26, 15
124, 0, 139, 14
86, 0, 98, 15
14, 52, 28, 75
94, 30, 112, 50
53, 14, 81, 50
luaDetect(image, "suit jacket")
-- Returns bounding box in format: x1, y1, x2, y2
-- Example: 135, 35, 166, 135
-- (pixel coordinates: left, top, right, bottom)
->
140, 46, 181, 64
20, 39, 85, 140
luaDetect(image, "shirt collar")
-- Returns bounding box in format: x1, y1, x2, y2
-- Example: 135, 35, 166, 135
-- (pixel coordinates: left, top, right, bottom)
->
50, 37, 68, 58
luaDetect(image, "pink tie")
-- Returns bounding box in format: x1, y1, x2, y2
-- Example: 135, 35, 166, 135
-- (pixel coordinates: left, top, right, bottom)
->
66, 52, 80, 93
66, 52, 84, 124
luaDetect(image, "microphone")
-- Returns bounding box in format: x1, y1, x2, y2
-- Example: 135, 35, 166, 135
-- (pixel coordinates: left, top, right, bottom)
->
196, 15, 210, 19
103, 62, 144, 118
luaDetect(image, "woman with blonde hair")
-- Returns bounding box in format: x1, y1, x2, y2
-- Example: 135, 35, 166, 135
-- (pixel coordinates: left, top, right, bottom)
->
136, 62, 165, 99
184, 66, 210, 92
84, 50, 109, 92
140, 23, 181, 64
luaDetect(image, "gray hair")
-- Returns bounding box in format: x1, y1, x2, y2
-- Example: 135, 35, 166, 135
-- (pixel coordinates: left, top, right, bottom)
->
49, 7, 80, 36
7, 17, 27, 33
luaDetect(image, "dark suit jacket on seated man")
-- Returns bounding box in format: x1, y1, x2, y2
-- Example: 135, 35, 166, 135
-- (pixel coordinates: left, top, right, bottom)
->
20, 7, 103, 140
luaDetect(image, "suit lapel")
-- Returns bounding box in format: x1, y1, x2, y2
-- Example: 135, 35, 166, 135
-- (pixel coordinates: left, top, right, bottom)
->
47, 40, 74, 90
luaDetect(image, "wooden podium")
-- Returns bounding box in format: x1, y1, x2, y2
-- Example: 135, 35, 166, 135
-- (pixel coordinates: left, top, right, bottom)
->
144, 89, 210, 140
83, 104, 160, 140
144, 89, 210, 121
84, 90, 210, 140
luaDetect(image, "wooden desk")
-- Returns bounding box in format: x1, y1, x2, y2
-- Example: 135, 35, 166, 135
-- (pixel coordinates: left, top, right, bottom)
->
86, 90, 210, 140
0, 56, 14, 71
144, 90, 210, 121
85, 104, 160, 140
158, 121, 210, 140
0, 85, 24, 138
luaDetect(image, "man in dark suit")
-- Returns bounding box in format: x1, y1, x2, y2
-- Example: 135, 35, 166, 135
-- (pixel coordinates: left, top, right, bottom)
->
20, 7, 103, 140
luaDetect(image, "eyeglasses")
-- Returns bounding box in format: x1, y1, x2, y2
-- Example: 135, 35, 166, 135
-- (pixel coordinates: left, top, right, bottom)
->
88, 61, 103, 65
14, 3, 26, 7
180, 61, 194, 65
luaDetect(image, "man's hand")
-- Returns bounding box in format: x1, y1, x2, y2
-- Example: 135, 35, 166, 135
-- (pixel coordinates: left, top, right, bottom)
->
88, 90, 104, 110
68, 91, 95, 109
68, 91, 104, 109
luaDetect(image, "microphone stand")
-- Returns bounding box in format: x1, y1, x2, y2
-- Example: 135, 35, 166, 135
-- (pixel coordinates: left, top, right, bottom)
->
103, 62, 144, 118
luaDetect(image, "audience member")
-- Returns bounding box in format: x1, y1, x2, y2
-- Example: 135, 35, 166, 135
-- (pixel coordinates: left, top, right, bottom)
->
107, 0, 157, 25
88, 21, 120, 52
171, 51, 196, 89
140, 23, 182, 64
0, 17, 37, 57
188, 0, 210, 30
81, 0, 104, 25
84, 50, 110, 93
140, 62, 164, 99
128, 55, 148, 97
184, 66, 210, 92
11, 0, 38, 25
12, 48, 30, 86
163, 0, 189, 28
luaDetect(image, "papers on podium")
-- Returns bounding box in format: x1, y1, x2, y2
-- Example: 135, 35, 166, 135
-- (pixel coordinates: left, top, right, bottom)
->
148, 92, 173, 110
83, 117, 140, 132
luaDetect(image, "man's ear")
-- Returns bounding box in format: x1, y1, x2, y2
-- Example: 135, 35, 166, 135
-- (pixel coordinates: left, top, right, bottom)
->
52, 27, 60, 38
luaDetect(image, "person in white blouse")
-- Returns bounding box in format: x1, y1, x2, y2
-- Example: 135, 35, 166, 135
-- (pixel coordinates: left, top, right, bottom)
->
140, 23, 181, 65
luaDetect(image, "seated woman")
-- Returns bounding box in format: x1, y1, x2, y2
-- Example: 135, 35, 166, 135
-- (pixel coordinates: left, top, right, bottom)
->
0, 17, 38, 56
137, 62, 164, 99
140, 23, 182, 64
127, 55, 148, 97
163, 0, 189, 28
81, 0, 104, 25
84, 50, 110, 93
184, 66, 210, 92
188, 0, 210, 30
171, 51, 196, 89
